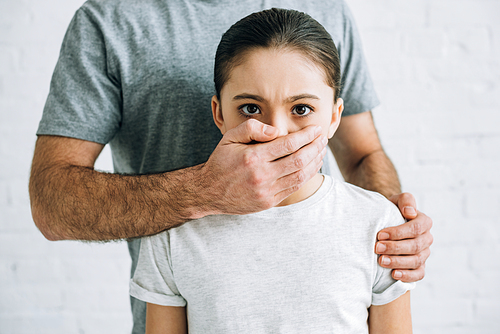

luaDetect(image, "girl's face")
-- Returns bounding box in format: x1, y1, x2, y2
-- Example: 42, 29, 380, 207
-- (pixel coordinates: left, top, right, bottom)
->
212, 48, 343, 139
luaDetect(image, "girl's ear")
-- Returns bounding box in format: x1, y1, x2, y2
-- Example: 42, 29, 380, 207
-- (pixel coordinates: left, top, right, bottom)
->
328, 98, 344, 139
211, 95, 226, 134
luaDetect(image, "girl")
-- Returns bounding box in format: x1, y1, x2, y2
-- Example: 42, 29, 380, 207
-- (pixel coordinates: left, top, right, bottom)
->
130, 8, 414, 333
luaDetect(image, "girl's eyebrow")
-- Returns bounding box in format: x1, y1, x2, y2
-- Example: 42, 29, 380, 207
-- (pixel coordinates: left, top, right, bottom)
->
232, 93, 320, 102
285, 94, 320, 103
233, 93, 264, 102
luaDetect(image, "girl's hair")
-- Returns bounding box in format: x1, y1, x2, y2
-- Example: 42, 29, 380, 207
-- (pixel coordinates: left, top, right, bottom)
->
214, 8, 341, 100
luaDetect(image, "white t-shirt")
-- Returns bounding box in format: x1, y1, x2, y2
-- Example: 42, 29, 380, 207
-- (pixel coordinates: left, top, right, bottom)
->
130, 175, 414, 333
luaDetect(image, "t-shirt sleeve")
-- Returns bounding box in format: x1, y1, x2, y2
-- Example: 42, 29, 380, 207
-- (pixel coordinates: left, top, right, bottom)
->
337, 2, 380, 116
130, 233, 187, 307
37, 7, 122, 144
371, 204, 416, 305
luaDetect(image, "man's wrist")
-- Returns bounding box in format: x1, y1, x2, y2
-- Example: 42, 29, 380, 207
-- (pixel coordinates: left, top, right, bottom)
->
170, 163, 219, 221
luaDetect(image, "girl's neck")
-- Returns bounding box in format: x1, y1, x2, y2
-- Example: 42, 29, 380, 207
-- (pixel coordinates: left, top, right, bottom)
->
276, 173, 324, 207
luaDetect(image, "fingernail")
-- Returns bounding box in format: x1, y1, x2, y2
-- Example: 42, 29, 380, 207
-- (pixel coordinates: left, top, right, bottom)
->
321, 136, 328, 146
394, 270, 403, 279
376, 243, 386, 253
378, 232, 390, 240
404, 206, 416, 216
381, 256, 391, 266
264, 126, 276, 136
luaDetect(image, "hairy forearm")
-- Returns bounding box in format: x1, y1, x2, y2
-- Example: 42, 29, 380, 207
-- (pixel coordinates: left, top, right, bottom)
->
29, 163, 209, 241
341, 149, 401, 199
329, 112, 401, 199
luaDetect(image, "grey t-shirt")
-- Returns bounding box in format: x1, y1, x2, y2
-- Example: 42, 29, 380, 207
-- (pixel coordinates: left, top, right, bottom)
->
130, 175, 414, 333
37, 0, 380, 331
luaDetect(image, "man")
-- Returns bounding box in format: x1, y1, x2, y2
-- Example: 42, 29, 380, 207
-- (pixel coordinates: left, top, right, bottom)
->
29, 0, 432, 332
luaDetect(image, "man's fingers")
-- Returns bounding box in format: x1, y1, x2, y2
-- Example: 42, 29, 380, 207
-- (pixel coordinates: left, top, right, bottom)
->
391, 265, 426, 283
224, 119, 280, 144
271, 147, 326, 203
378, 248, 431, 270
263, 125, 324, 161
378, 211, 433, 241
376, 210, 433, 284
389, 192, 417, 220
378, 249, 430, 283
376, 230, 433, 255
268, 134, 327, 181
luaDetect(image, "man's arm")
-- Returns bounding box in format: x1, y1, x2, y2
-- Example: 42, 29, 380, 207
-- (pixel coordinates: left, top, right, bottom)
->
29, 135, 200, 241
329, 111, 433, 282
29, 120, 327, 241
329, 111, 399, 198
368, 291, 412, 334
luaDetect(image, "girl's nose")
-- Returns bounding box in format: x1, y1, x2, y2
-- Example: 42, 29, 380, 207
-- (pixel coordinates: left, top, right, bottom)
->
265, 114, 289, 137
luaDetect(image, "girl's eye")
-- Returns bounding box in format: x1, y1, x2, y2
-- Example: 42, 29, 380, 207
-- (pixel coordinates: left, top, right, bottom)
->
240, 104, 261, 115
292, 105, 313, 116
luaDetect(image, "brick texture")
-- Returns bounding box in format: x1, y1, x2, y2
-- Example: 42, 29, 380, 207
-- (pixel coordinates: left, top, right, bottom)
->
1, 0, 499, 332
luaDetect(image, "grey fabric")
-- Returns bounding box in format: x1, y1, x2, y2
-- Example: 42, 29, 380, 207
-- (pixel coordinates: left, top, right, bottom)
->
37, 0, 380, 332
131, 175, 414, 333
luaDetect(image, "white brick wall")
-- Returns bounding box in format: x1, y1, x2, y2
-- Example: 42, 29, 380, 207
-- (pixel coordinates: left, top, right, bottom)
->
345, 0, 500, 333
1, 0, 499, 333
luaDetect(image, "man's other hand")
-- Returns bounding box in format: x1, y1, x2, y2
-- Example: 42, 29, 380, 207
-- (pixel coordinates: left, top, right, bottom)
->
376, 192, 433, 283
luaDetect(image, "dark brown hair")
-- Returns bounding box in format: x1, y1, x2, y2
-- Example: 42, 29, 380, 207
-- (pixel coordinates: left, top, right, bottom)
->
214, 8, 341, 100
